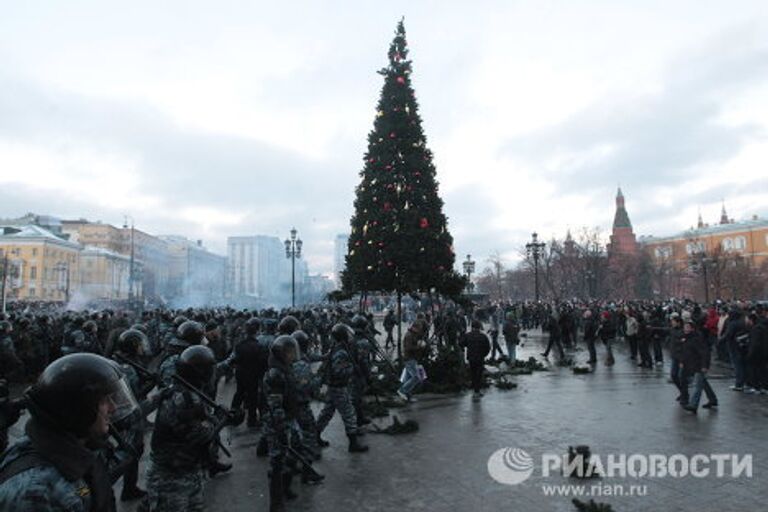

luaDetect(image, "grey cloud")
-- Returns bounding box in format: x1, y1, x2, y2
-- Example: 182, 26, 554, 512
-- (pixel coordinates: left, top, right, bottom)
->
0, 75, 357, 270
504, 27, 768, 210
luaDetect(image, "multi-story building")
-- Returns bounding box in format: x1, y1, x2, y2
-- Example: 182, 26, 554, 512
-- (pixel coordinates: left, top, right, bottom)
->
228, 235, 285, 300
79, 247, 132, 301
0, 225, 81, 302
160, 236, 227, 305
228, 234, 309, 305
641, 214, 768, 269
62, 220, 170, 300
333, 233, 349, 286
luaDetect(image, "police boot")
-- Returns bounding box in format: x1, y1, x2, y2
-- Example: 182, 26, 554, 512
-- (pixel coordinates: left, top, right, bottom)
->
347, 433, 369, 453
269, 472, 285, 512
257, 436, 269, 457
120, 487, 147, 502
283, 472, 298, 501
208, 460, 233, 477
301, 465, 325, 485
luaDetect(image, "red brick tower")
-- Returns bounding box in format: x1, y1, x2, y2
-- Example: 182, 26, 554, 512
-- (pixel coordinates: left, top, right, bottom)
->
607, 187, 638, 256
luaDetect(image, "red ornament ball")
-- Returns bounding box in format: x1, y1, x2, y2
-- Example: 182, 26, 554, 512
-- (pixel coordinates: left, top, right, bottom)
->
420, 218, 429, 229
389, 132, 396, 138
396, 76, 405, 84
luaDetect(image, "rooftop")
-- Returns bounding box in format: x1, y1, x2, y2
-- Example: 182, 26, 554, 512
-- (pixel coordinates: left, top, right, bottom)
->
640, 217, 768, 243
0, 225, 80, 248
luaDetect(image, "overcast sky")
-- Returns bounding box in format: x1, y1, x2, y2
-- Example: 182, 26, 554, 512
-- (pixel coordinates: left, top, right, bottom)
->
1, 1, 767, 275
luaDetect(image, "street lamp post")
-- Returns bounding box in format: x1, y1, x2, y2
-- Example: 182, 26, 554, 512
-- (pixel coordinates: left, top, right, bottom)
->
462, 254, 475, 293
124, 216, 136, 305
284, 227, 303, 308
526, 232, 546, 302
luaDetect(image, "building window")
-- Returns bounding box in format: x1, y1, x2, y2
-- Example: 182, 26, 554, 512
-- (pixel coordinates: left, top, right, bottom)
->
30, 266, 37, 279
734, 236, 747, 251
722, 238, 734, 251
29, 288, 35, 297
685, 241, 706, 255
654, 246, 673, 259
32, 248, 37, 257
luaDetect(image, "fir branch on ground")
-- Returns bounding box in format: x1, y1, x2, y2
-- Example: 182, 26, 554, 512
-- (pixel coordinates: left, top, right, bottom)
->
572, 499, 615, 512
370, 415, 419, 435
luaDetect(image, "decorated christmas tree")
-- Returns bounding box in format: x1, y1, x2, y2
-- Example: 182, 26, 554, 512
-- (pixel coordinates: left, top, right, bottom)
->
343, 19, 463, 303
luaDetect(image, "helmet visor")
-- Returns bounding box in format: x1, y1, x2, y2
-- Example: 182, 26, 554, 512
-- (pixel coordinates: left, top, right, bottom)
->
108, 376, 140, 423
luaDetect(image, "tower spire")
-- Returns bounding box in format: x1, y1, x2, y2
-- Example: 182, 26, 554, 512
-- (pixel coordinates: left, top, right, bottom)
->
613, 187, 631, 229
720, 200, 729, 225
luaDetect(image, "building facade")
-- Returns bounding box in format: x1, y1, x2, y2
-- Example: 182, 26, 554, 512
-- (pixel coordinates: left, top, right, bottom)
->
642, 217, 768, 269
0, 225, 81, 303
79, 247, 132, 301
228, 235, 285, 300
62, 220, 170, 300
228, 234, 309, 305
161, 235, 227, 306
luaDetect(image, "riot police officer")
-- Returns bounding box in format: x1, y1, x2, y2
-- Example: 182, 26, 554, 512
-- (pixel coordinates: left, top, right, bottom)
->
113, 328, 158, 502
158, 320, 206, 386
291, 330, 323, 463
0, 353, 139, 512
349, 314, 373, 427
263, 335, 301, 511
145, 345, 218, 512
278, 315, 300, 336
315, 324, 368, 453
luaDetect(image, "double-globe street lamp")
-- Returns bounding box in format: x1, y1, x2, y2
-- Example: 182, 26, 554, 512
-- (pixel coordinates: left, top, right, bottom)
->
462, 254, 476, 293
525, 232, 546, 302
284, 227, 303, 308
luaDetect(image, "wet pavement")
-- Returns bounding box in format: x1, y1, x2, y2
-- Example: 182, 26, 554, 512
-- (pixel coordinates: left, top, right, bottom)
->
10, 328, 766, 511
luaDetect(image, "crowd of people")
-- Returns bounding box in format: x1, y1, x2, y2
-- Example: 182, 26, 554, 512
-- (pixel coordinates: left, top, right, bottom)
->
0, 296, 766, 511
0, 304, 402, 512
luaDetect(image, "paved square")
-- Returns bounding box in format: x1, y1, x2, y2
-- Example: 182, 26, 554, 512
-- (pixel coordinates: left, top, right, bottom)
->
111, 329, 766, 512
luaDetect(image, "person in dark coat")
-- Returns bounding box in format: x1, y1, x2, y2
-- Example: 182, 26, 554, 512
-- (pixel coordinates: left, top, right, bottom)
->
582, 310, 598, 364
460, 320, 491, 400
680, 320, 717, 412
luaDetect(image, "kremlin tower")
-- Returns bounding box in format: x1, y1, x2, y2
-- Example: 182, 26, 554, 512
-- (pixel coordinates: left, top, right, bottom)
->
607, 187, 638, 257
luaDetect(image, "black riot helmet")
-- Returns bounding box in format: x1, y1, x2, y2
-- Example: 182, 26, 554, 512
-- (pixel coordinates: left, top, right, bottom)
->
350, 314, 368, 333
278, 315, 300, 335
26, 354, 138, 438
331, 323, 353, 344
292, 330, 310, 355
263, 319, 277, 335
82, 320, 98, 334
130, 323, 148, 334
245, 317, 262, 335
271, 335, 299, 365
177, 320, 206, 345
173, 315, 189, 328
0, 320, 12, 335
117, 328, 149, 356
176, 345, 216, 386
